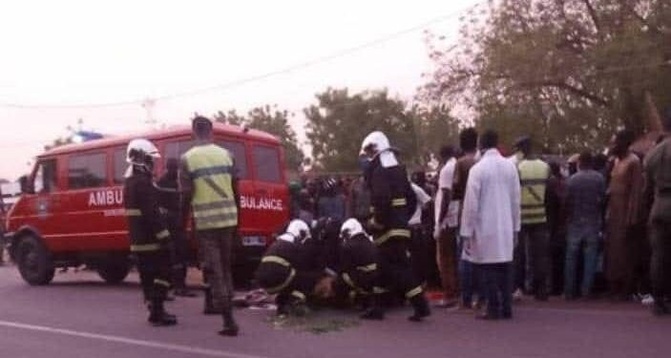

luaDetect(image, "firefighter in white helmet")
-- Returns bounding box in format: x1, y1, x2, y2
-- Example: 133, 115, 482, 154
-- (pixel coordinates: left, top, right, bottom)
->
255, 220, 324, 315
123, 138, 177, 326
331, 219, 382, 311
360, 131, 431, 321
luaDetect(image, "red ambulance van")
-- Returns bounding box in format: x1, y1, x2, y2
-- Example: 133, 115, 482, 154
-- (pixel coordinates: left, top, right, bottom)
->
5, 123, 289, 285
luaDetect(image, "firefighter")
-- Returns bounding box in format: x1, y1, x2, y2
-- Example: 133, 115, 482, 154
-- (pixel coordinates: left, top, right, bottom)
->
333, 218, 381, 313
255, 219, 324, 316
123, 138, 177, 326
360, 131, 431, 322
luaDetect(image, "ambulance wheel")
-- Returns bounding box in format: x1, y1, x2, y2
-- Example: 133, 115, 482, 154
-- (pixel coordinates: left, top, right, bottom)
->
97, 261, 130, 284
16, 235, 55, 286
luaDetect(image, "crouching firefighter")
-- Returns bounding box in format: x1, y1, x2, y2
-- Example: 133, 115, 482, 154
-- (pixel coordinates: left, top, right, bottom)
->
124, 139, 177, 326
360, 131, 431, 322
255, 220, 323, 315
333, 218, 383, 316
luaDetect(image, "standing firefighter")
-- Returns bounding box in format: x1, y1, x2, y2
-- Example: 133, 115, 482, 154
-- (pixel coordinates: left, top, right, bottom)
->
123, 138, 177, 327
180, 116, 239, 337
360, 131, 431, 322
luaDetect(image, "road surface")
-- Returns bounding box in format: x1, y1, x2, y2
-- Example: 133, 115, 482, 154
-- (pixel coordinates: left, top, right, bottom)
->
0, 265, 669, 358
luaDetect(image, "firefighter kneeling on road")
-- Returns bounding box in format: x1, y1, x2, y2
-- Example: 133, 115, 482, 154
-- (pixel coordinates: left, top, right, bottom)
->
332, 218, 383, 314
255, 219, 329, 316
123, 139, 177, 327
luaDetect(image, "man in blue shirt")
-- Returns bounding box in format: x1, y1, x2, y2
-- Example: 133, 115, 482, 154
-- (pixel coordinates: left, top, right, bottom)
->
564, 151, 606, 299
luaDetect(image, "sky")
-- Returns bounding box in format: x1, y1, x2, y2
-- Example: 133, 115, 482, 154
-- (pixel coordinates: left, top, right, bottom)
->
0, 0, 482, 181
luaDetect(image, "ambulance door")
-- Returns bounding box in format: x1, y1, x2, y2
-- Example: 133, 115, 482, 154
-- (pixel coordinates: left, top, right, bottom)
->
248, 143, 289, 241
15, 158, 63, 251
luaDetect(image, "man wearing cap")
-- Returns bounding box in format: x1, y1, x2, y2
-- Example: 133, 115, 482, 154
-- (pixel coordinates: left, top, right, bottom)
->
515, 136, 551, 301
180, 116, 240, 336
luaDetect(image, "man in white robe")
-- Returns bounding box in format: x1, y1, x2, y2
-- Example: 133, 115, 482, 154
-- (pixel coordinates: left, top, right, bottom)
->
460, 130, 521, 320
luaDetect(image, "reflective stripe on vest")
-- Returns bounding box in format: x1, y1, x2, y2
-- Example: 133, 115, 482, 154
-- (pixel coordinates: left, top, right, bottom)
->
265, 269, 296, 294
518, 159, 549, 224
356, 263, 377, 273
183, 144, 238, 230
261, 255, 291, 268
374, 229, 411, 246
130, 243, 161, 252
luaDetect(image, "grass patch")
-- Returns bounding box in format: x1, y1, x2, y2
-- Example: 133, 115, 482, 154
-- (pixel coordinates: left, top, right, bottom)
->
267, 311, 360, 334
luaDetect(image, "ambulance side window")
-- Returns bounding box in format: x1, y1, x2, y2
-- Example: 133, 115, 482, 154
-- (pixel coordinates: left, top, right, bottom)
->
165, 141, 196, 162
253, 145, 282, 183
33, 159, 58, 194
113, 149, 126, 184
68, 153, 107, 189
218, 140, 248, 179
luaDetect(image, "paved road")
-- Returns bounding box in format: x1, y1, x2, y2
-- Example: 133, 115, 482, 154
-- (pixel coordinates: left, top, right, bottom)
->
0, 265, 669, 358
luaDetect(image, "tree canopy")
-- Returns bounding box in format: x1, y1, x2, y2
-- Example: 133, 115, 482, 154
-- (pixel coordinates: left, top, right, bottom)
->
421, 0, 671, 153
305, 87, 459, 171
214, 105, 305, 171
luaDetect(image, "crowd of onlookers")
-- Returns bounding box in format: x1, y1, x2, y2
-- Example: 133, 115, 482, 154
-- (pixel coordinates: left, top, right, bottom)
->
288, 128, 664, 308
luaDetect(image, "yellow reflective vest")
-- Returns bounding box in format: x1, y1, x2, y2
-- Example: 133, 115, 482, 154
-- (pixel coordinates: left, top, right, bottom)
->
182, 144, 238, 230
518, 159, 549, 225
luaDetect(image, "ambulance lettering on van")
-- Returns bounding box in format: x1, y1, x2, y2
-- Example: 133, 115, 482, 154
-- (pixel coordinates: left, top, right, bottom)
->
88, 189, 123, 207
240, 195, 283, 211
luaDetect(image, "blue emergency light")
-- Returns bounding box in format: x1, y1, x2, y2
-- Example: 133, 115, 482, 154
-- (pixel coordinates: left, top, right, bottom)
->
71, 131, 104, 143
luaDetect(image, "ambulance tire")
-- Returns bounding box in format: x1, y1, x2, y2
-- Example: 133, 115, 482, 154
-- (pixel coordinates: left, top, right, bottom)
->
97, 260, 130, 284
16, 235, 55, 286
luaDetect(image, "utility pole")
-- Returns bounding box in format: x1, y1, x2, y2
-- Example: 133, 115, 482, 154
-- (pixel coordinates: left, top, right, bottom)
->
142, 98, 157, 128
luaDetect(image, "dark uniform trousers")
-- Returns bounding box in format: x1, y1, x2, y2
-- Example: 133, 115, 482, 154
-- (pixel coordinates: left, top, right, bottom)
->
376, 237, 423, 300
166, 212, 190, 288
650, 220, 671, 303
199, 227, 235, 310
136, 249, 172, 302
256, 261, 319, 305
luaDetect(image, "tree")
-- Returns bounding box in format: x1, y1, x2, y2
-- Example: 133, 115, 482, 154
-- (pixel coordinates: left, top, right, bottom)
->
214, 105, 305, 171
44, 137, 73, 151
304, 88, 460, 171
421, 0, 671, 153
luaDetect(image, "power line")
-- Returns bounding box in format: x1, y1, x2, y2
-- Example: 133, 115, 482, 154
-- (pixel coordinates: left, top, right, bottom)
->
0, 2, 485, 110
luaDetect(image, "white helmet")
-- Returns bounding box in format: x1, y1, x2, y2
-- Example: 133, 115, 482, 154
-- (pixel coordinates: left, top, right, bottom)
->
126, 139, 160, 165
340, 218, 371, 242
360, 131, 391, 157
286, 219, 312, 244
125, 139, 160, 177
276, 233, 296, 244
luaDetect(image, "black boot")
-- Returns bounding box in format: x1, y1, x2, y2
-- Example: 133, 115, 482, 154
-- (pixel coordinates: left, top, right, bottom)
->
408, 295, 431, 322
148, 300, 178, 326
360, 295, 385, 320
219, 306, 239, 336
203, 287, 222, 315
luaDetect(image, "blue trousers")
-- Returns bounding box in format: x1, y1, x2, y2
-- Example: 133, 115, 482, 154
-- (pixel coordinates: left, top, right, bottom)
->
564, 223, 600, 297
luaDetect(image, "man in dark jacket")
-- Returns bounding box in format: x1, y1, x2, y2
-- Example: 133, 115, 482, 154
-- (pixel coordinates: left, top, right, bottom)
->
124, 138, 177, 326
360, 131, 431, 322
157, 158, 197, 297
